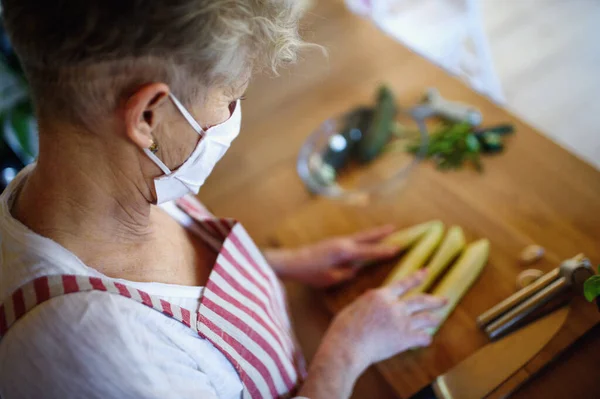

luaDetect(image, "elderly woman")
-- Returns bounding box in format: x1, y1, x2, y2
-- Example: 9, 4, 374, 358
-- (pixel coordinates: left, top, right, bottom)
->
0, 1, 446, 398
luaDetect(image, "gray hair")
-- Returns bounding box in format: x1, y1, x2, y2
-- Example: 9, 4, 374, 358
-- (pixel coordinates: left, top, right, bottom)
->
1, 0, 309, 128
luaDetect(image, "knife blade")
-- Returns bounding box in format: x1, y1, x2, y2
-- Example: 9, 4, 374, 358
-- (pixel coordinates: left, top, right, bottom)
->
410, 306, 569, 399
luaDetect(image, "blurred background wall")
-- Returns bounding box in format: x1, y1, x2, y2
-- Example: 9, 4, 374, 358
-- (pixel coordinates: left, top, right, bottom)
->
482, 0, 600, 169
1, 0, 598, 193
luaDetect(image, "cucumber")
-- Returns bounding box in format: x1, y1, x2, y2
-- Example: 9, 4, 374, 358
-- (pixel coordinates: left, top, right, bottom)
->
478, 132, 504, 153
356, 86, 396, 163
429, 239, 490, 334
407, 226, 466, 296
322, 107, 373, 170
474, 124, 515, 136
382, 220, 442, 251
383, 221, 445, 286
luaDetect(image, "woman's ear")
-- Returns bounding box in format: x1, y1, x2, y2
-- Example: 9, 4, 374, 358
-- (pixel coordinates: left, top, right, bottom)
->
123, 83, 170, 150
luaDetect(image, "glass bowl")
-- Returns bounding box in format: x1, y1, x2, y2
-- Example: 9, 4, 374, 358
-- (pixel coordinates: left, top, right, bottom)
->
297, 108, 429, 205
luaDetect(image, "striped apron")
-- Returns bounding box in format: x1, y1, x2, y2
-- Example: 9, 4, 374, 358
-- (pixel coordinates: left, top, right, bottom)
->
0, 195, 307, 399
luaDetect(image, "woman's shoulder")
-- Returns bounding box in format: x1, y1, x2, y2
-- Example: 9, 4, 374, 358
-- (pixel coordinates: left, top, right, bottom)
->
1, 165, 106, 298
2, 287, 204, 344
0, 291, 224, 398
2, 290, 179, 343
0, 246, 100, 306
0, 213, 102, 302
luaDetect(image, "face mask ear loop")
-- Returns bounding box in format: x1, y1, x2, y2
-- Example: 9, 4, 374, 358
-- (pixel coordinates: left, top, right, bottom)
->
144, 92, 206, 175
144, 148, 172, 175
169, 93, 205, 138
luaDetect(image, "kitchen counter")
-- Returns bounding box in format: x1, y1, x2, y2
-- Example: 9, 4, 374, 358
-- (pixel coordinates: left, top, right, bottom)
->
199, 1, 600, 397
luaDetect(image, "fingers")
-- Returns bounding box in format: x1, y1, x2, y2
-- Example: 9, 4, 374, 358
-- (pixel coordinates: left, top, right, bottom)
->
410, 313, 442, 330
404, 294, 447, 314
349, 242, 400, 262
350, 225, 396, 243
311, 266, 359, 288
328, 266, 358, 283
385, 269, 428, 297
410, 332, 433, 348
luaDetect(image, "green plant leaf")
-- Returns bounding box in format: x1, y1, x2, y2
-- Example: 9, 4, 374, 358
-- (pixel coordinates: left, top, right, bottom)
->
465, 133, 480, 153
583, 275, 600, 302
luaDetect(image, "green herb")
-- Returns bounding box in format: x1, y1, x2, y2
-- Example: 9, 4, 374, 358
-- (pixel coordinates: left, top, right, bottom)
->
583, 265, 600, 302
465, 133, 480, 153
407, 122, 483, 171
474, 124, 514, 136
406, 122, 515, 171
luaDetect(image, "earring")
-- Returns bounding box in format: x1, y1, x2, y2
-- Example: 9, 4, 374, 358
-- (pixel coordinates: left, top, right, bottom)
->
149, 139, 159, 154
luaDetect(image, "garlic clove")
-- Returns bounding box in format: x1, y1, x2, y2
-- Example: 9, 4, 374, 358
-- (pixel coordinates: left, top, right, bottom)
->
520, 245, 545, 265
517, 269, 544, 289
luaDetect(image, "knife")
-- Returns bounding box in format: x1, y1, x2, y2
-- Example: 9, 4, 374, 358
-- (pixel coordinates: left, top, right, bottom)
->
410, 306, 569, 399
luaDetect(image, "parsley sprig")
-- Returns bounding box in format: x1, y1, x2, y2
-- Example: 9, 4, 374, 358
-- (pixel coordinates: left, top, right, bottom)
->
407, 122, 514, 171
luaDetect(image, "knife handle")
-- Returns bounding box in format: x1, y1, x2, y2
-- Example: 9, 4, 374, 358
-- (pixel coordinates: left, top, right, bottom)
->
477, 268, 560, 328
485, 276, 567, 339
410, 384, 438, 399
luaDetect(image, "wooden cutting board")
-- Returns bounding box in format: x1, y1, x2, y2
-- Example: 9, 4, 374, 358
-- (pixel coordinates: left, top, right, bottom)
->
199, 1, 600, 397
271, 158, 600, 397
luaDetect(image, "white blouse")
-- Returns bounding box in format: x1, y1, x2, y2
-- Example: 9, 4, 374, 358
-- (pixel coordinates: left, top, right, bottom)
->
0, 167, 245, 398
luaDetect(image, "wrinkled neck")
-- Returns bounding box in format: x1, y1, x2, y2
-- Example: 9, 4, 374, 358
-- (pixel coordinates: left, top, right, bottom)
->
13, 125, 157, 247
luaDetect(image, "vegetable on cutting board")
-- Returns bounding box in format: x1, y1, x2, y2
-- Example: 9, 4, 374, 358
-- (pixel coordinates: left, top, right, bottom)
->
583, 265, 600, 311
322, 107, 373, 171
383, 221, 445, 286
382, 220, 442, 252
405, 122, 515, 171
407, 225, 466, 296
356, 85, 397, 163
429, 238, 490, 334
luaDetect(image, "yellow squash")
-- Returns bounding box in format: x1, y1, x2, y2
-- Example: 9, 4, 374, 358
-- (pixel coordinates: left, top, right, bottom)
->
382, 220, 442, 251
408, 226, 466, 296
383, 221, 445, 286
429, 238, 490, 334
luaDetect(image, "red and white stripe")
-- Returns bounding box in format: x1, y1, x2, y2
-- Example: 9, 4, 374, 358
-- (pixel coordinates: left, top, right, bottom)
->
219, 244, 290, 331
176, 196, 305, 395
1, 195, 305, 398
0, 275, 199, 338
210, 271, 294, 360
175, 195, 214, 220
228, 230, 293, 331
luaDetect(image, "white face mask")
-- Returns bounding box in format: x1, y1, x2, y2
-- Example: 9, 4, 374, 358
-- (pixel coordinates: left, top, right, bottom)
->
144, 93, 242, 204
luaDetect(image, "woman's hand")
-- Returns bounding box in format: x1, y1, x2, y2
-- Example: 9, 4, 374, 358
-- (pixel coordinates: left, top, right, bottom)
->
328, 270, 446, 369
299, 271, 447, 398
265, 225, 400, 288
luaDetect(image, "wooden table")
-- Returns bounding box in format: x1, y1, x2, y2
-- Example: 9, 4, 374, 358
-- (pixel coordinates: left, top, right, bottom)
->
199, 1, 600, 397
